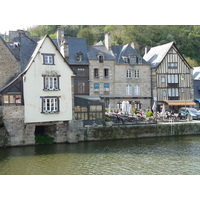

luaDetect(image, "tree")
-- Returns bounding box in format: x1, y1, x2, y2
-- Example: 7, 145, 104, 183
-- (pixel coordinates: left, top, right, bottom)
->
77, 28, 95, 45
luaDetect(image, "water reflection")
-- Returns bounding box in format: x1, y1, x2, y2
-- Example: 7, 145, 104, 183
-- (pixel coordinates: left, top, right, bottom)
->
0, 136, 200, 175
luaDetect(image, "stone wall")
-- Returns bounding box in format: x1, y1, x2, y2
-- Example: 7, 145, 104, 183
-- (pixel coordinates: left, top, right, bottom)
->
0, 38, 19, 89
2, 106, 35, 146
83, 123, 200, 141
1, 105, 85, 146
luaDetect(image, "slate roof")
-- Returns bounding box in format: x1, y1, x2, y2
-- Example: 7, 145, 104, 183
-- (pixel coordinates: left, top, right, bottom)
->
6, 33, 38, 72
143, 42, 174, 68
56, 38, 89, 65
87, 45, 115, 60
111, 44, 147, 64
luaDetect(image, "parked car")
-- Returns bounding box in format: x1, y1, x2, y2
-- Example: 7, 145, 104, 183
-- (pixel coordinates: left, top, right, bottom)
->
178, 107, 200, 120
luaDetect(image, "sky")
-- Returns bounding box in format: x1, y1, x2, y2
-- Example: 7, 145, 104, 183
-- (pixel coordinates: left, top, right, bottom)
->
1, 0, 199, 35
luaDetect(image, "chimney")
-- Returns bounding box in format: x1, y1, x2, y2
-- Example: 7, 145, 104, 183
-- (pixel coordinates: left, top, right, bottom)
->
145, 46, 150, 54
60, 40, 69, 60
131, 42, 139, 52
105, 32, 111, 51
57, 27, 64, 46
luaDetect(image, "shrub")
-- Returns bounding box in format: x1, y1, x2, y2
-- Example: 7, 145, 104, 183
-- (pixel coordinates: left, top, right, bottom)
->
146, 111, 153, 117
105, 116, 111, 122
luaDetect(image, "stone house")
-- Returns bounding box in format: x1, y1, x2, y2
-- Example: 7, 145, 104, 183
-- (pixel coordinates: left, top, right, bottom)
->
143, 42, 195, 112
87, 33, 151, 112
87, 38, 116, 107
0, 35, 83, 146
0, 36, 19, 91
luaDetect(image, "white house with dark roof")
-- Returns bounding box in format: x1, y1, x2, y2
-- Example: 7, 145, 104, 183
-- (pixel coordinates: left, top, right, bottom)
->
143, 42, 195, 112
0, 35, 78, 146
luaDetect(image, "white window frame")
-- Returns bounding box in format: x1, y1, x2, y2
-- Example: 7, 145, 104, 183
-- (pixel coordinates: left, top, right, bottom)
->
168, 74, 178, 83
135, 85, 140, 95
126, 69, 132, 78
42, 97, 59, 113
168, 88, 179, 97
135, 70, 140, 78
126, 85, 132, 95
44, 76, 59, 90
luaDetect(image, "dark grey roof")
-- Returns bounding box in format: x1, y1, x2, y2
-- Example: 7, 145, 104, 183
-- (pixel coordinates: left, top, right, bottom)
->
111, 44, 148, 64
87, 45, 115, 60
6, 34, 38, 72
19, 34, 37, 72
66, 38, 89, 65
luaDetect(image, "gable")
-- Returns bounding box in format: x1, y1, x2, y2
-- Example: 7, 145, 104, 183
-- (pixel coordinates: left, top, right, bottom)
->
156, 45, 192, 73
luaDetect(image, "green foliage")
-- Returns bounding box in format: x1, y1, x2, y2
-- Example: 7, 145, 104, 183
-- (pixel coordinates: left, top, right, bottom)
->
0, 134, 8, 147
105, 116, 111, 122
146, 111, 153, 117
77, 27, 95, 45
132, 109, 137, 114
28, 25, 200, 65
35, 135, 54, 144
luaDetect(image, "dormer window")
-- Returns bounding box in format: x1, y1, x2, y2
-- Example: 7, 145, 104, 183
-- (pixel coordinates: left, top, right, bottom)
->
122, 56, 129, 63
98, 54, 104, 63
76, 51, 83, 62
138, 58, 142, 64
129, 55, 137, 65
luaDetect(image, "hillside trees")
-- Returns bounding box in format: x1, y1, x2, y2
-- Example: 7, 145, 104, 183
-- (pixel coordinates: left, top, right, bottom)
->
28, 25, 200, 66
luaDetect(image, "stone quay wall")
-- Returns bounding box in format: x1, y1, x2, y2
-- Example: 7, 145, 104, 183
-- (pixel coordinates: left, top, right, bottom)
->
1, 105, 200, 147
83, 123, 200, 141
0, 106, 84, 147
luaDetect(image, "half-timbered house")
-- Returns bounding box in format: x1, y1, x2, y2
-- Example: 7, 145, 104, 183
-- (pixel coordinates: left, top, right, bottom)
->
143, 42, 195, 112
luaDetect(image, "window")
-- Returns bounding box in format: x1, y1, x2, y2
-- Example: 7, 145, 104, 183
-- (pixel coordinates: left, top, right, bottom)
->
168, 74, 178, 83
138, 58, 142, 64
126, 85, 132, 95
41, 97, 59, 113
43, 76, 60, 90
168, 62, 178, 68
90, 105, 103, 120
94, 68, 99, 79
98, 55, 104, 63
74, 106, 88, 120
161, 76, 166, 83
129, 55, 137, 64
104, 83, 110, 91
78, 82, 86, 94
94, 83, 99, 93
76, 51, 83, 62
135, 85, 140, 95
104, 69, 109, 79
123, 56, 129, 63
126, 69, 132, 78
168, 88, 179, 97
135, 70, 140, 78
42, 54, 55, 65
162, 90, 167, 96
3, 95, 21, 105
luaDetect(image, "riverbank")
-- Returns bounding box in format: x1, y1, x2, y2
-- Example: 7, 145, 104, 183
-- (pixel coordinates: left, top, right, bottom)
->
84, 121, 200, 141
1, 120, 200, 147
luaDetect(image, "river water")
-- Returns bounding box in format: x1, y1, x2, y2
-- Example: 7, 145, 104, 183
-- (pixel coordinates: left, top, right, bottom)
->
1, 135, 200, 175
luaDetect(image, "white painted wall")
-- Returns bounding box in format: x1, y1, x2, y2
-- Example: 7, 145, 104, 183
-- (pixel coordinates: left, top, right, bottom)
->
23, 36, 74, 123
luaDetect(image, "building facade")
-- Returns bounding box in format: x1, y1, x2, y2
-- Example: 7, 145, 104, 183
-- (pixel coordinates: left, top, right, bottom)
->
143, 42, 195, 112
